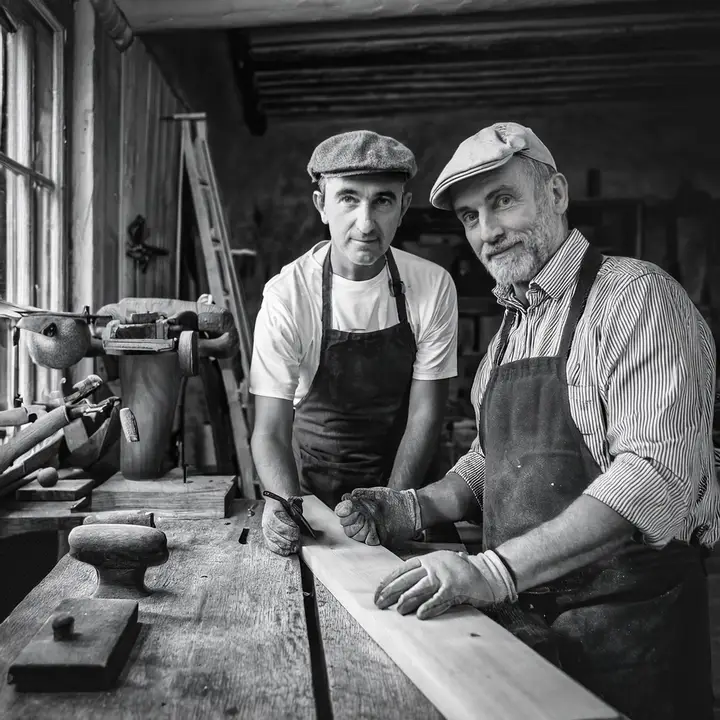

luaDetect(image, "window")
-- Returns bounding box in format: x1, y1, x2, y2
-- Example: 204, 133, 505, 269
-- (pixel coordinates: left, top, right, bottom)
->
0, 0, 65, 412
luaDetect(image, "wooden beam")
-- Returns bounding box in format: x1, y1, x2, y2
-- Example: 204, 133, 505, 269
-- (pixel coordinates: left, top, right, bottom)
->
259, 75, 704, 110
254, 51, 718, 86
249, 7, 720, 48
257, 62, 719, 96
249, 23, 719, 63
115, 0, 661, 32
299, 496, 621, 720
254, 50, 715, 80
261, 85, 702, 118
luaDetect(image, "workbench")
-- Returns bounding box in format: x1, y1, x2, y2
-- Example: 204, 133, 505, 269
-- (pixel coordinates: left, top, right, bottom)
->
0, 499, 444, 719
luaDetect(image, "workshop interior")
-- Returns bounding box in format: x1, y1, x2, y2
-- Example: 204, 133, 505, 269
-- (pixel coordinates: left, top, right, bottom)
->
0, 0, 719, 718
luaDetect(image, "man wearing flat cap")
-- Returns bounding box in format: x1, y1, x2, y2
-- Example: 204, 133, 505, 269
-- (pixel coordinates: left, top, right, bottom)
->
250, 130, 458, 557
336, 122, 718, 719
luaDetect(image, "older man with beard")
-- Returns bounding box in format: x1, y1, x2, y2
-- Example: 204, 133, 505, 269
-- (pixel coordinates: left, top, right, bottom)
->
334, 122, 718, 720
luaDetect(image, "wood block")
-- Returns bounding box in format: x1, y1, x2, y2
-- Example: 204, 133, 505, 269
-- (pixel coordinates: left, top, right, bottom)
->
300, 495, 621, 720
89, 469, 236, 518
16, 474, 95, 502
7, 597, 139, 692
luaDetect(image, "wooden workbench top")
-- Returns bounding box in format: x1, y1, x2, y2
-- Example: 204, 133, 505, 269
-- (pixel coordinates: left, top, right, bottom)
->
0, 499, 440, 720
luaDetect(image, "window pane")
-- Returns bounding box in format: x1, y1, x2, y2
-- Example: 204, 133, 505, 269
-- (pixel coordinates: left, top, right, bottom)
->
0, 28, 5, 301
32, 10, 53, 177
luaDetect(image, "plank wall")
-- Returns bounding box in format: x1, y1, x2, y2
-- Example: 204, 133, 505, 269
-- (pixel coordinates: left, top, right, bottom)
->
86, 14, 185, 309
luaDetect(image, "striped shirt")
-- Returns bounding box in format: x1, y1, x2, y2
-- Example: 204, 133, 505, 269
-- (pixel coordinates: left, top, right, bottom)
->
452, 229, 720, 549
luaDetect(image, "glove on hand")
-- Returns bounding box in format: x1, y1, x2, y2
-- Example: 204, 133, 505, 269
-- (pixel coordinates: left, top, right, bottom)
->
262, 498, 301, 556
374, 549, 518, 620
334, 487, 422, 547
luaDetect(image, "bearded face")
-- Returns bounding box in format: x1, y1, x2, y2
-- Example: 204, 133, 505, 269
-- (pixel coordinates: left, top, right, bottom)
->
451, 156, 567, 291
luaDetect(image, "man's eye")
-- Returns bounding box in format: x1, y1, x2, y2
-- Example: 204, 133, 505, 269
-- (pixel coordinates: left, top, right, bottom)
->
375, 197, 392, 206
339, 195, 357, 204
462, 212, 478, 224
496, 195, 513, 208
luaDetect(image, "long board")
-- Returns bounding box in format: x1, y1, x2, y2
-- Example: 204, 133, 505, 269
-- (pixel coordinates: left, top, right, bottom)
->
300, 495, 622, 720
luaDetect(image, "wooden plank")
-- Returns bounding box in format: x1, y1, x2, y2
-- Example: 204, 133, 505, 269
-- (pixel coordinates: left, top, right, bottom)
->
90, 470, 237, 519
15, 475, 95, 502
0, 502, 317, 719
0, 501, 88, 539
300, 495, 621, 720
314, 578, 444, 720
114, 0, 660, 31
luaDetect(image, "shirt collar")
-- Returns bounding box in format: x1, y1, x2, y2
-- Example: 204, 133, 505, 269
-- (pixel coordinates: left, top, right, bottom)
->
492, 229, 589, 309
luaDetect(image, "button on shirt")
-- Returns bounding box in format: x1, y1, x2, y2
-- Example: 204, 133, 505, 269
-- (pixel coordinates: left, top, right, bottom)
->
452, 229, 720, 549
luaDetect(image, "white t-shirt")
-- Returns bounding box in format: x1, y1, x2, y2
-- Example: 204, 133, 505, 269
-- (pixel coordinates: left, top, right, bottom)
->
250, 242, 458, 406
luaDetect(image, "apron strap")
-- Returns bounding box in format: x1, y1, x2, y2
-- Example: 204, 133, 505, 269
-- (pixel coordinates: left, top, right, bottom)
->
320, 247, 334, 352
493, 309, 518, 367
385, 248, 409, 324
557, 245, 604, 360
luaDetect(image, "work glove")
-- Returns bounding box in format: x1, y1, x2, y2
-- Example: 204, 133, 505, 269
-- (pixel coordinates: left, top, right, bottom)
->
262, 498, 301, 556
334, 487, 422, 547
374, 549, 518, 620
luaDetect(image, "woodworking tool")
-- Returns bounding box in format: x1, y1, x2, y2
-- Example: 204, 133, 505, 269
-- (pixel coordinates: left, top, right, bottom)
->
262, 491, 318, 539
0, 404, 48, 427
83, 510, 155, 527
7, 597, 139, 692
68, 524, 169, 599
119, 407, 140, 443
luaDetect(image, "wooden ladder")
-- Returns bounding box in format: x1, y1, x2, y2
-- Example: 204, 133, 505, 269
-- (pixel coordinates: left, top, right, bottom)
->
173, 112, 258, 499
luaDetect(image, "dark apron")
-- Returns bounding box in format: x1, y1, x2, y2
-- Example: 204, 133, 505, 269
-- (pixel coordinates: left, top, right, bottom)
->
293, 247, 417, 508
479, 246, 713, 720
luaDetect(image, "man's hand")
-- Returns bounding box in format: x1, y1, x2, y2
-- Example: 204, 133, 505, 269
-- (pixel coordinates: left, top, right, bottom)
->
334, 487, 422, 546
374, 550, 518, 620
262, 499, 301, 556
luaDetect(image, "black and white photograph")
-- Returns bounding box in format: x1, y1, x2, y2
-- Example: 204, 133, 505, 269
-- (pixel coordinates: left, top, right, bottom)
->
0, 1, 718, 718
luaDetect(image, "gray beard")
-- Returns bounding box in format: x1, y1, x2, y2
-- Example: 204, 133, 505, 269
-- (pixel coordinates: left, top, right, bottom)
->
480, 209, 559, 287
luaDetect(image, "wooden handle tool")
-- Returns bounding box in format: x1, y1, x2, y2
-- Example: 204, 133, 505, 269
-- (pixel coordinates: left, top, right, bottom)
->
68, 524, 169, 599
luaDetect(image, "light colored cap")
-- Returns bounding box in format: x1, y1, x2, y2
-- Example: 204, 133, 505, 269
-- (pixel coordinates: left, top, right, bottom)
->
430, 122, 557, 210
307, 130, 417, 183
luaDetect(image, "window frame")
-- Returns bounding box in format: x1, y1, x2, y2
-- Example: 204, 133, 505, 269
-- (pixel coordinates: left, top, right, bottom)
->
1, 0, 65, 409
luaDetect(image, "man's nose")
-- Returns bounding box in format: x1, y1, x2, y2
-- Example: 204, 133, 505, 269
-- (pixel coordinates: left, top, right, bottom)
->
355, 204, 374, 235
471, 213, 503, 248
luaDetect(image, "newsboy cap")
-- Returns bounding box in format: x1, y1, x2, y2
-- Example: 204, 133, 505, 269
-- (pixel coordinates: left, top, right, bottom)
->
307, 130, 417, 183
429, 122, 557, 210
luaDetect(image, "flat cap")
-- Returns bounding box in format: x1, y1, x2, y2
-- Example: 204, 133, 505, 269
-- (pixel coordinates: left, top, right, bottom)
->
429, 122, 557, 210
307, 130, 417, 183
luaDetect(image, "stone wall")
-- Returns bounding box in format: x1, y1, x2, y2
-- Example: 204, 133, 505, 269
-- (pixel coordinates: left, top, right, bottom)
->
211, 97, 720, 318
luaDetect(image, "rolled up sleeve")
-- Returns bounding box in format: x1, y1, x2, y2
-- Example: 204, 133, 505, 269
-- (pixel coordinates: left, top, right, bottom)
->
450, 437, 486, 509
583, 273, 713, 548
450, 350, 494, 510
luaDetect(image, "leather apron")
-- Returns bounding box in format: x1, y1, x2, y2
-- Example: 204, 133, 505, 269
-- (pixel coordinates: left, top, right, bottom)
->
479, 246, 713, 720
293, 247, 417, 508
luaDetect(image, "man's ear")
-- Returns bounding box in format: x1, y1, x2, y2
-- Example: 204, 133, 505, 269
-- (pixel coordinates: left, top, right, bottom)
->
399, 191, 413, 223
312, 190, 328, 224
550, 173, 569, 216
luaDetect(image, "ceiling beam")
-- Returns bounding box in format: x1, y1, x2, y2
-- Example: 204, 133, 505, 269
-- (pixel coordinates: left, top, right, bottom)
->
253, 51, 712, 82
255, 58, 719, 93
260, 85, 700, 118
258, 75, 703, 109
114, 0, 660, 32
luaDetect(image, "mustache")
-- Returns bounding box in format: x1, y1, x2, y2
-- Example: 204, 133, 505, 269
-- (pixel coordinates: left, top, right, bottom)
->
480, 232, 531, 262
